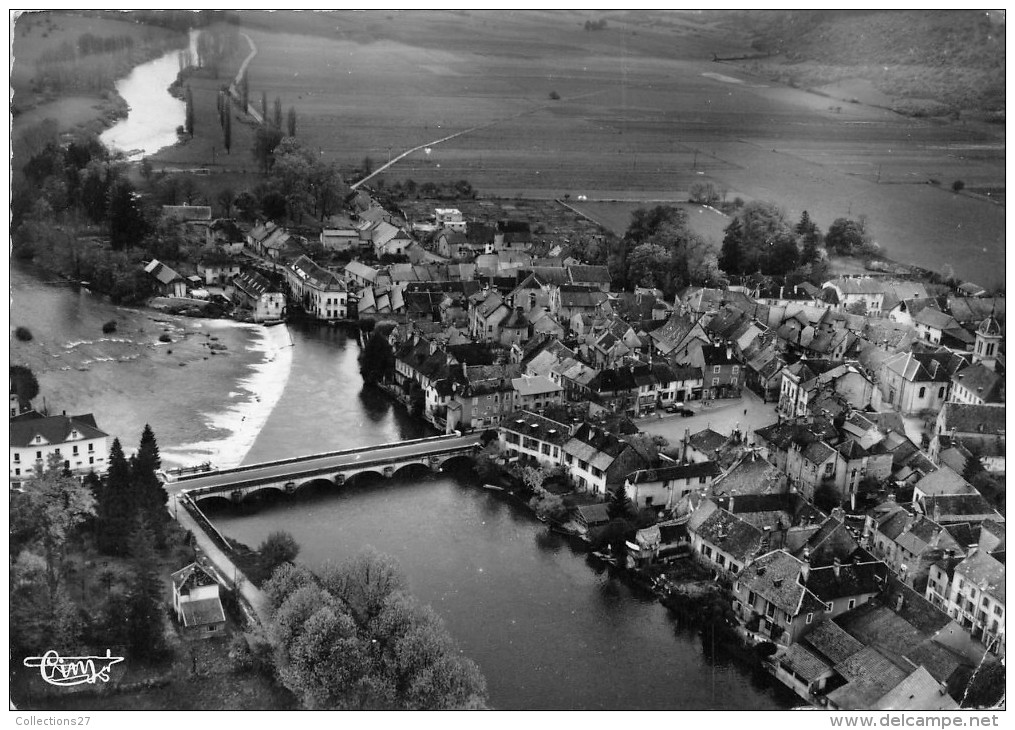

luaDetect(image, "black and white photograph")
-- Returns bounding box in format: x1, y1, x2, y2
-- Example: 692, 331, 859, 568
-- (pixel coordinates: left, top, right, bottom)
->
8, 8, 1006, 717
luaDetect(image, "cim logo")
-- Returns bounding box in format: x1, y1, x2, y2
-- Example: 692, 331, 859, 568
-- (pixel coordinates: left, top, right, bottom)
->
23, 650, 125, 687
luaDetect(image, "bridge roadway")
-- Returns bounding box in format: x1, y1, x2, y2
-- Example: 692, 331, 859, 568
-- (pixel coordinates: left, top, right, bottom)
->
170, 432, 484, 500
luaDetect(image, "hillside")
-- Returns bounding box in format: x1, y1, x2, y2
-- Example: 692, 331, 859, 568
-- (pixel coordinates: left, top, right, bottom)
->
716, 10, 1005, 118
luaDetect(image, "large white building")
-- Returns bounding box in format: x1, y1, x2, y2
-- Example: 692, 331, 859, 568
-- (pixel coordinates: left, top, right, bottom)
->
10, 412, 110, 483
284, 255, 348, 321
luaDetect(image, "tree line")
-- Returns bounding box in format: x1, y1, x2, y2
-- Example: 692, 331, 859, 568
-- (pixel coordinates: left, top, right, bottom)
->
251, 552, 488, 709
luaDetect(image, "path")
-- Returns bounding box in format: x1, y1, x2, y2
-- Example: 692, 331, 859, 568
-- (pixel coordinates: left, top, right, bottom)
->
228, 32, 262, 124
351, 87, 610, 191
171, 494, 271, 625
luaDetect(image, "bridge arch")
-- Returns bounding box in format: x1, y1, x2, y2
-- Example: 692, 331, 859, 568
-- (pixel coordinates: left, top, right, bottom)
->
343, 470, 386, 489
192, 494, 233, 510
391, 462, 432, 481
243, 485, 289, 504
435, 453, 476, 475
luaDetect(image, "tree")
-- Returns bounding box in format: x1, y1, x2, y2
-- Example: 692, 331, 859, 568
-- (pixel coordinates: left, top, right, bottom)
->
961, 658, 1004, 708
240, 72, 249, 111
825, 217, 869, 256
272, 96, 283, 130
259, 530, 301, 574
12, 454, 96, 599
124, 518, 168, 661
265, 551, 487, 710
626, 242, 671, 290
223, 106, 232, 153
520, 464, 550, 492
132, 425, 168, 544
252, 124, 284, 174
185, 86, 194, 136
359, 328, 395, 385
287, 105, 297, 137
362, 156, 375, 175
216, 187, 235, 217
321, 549, 405, 626
10, 364, 39, 409
608, 483, 633, 521
95, 438, 135, 556
719, 217, 744, 275
260, 91, 268, 123
106, 178, 149, 251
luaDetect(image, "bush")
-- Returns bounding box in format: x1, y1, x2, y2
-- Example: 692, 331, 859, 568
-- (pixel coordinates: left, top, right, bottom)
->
952, 180, 965, 192
14, 326, 33, 342
549, 90, 561, 100
102, 320, 117, 334
158, 333, 173, 343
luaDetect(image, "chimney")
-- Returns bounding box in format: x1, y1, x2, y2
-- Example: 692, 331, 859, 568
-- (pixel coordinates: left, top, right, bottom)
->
933, 501, 941, 524
728, 495, 735, 513
832, 558, 841, 579
800, 550, 811, 581
895, 594, 904, 612
726, 346, 732, 360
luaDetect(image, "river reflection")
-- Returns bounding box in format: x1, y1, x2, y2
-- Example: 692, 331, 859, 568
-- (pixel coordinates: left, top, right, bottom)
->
208, 474, 795, 711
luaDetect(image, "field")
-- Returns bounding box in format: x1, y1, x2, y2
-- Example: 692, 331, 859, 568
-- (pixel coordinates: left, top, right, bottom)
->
139, 11, 1003, 287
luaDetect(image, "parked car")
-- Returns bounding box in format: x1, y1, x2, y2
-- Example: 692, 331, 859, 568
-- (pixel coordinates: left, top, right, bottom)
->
665, 401, 687, 414
676, 407, 695, 417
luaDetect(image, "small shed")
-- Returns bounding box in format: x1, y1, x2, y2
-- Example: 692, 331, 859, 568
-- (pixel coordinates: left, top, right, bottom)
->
171, 562, 227, 639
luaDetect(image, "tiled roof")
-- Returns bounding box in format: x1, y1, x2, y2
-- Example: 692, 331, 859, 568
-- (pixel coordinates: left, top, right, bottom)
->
628, 461, 721, 484
955, 548, 1005, 604
501, 410, 572, 447
144, 259, 184, 285
171, 562, 219, 591
690, 506, 764, 562
511, 374, 561, 397
233, 270, 275, 298
288, 255, 346, 291
181, 596, 226, 628
567, 264, 611, 284
923, 493, 1002, 523
914, 466, 974, 497
830, 646, 908, 709
873, 667, 958, 711
9, 414, 108, 447
951, 364, 1004, 403
687, 428, 728, 454
780, 643, 833, 683
711, 455, 787, 497
806, 561, 887, 601
576, 502, 611, 525
804, 619, 864, 665
738, 549, 822, 615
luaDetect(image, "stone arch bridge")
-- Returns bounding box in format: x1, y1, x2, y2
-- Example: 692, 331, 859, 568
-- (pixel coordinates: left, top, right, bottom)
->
166, 433, 484, 506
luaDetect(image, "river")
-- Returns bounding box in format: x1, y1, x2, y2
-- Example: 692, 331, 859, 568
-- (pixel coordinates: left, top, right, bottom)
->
99, 30, 199, 159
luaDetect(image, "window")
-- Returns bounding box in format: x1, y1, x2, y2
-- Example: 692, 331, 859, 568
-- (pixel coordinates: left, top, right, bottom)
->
13, 453, 19, 463
73, 445, 79, 455
713, 365, 720, 374
712, 378, 719, 387
89, 457, 94, 465
765, 602, 775, 619
552, 447, 558, 458
938, 386, 945, 399
918, 386, 926, 398
716, 554, 725, 567
702, 545, 712, 558
806, 613, 813, 624
15, 468, 20, 476
824, 462, 834, 476
36, 451, 42, 460
732, 365, 739, 375
847, 599, 856, 610
699, 475, 707, 484
826, 601, 834, 612
541, 444, 551, 456
994, 605, 1003, 616
88, 443, 95, 452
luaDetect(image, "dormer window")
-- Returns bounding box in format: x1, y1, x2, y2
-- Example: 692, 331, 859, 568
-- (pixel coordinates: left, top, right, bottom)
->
69, 430, 80, 440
